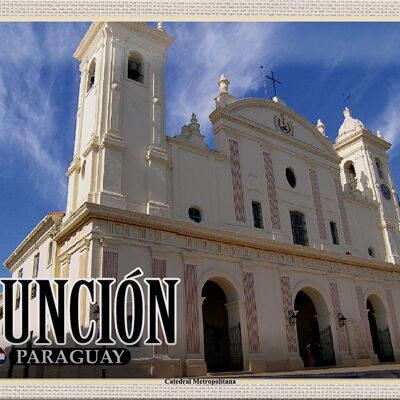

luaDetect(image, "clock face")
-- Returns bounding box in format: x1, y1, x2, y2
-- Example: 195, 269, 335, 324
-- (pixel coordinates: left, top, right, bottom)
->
380, 183, 392, 200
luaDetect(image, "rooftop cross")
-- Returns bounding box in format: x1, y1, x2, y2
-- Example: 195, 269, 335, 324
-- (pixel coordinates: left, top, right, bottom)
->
342, 93, 351, 108
265, 70, 281, 99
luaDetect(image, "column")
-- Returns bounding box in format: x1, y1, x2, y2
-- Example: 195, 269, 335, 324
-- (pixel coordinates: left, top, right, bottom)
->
355, 286, 377, 363
329, 282, 348, 351
279, 275, 303, 370
183, 260, 207, 377
242, 271, 260, 353
229, 138, 246, 222
263, 151, 281, 231
146, 57, 170, 217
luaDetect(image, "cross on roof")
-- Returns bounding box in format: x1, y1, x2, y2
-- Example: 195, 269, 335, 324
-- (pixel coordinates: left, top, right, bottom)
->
265, 71, 281, 99
342, 93, 351, 107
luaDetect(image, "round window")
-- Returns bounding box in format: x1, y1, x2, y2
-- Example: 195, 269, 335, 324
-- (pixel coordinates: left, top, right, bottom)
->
188, 207, 202, 223
286, 168, 296, 188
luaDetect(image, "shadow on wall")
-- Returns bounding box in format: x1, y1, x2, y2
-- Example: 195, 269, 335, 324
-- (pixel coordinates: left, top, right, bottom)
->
359, 171, 373, 200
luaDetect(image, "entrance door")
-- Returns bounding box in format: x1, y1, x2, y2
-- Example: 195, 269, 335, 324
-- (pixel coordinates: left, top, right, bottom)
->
202, 280, 243, 372
295, 290, 335, 367
379, 327, 395, 362
319, 326, 336, 366
367, 299, 395, 362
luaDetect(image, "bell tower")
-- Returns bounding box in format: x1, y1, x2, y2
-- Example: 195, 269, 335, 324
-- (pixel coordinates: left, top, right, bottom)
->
65, 22, 174, 217
334, 107, 400, 264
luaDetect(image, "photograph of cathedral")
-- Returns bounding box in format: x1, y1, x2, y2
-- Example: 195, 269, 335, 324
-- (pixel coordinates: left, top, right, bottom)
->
1, 21, 400, 378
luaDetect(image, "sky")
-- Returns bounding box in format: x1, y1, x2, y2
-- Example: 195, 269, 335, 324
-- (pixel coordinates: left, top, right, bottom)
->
1, 22, 400, 278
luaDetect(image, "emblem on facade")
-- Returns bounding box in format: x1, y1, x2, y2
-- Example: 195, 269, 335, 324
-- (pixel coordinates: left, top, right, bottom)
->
274, 113, 294, 136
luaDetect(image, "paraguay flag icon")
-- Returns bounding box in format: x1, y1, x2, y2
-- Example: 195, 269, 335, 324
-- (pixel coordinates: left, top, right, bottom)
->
0, 348, 6, 365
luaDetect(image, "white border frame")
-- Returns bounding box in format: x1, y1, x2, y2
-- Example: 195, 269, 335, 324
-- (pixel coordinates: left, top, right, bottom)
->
2, 1, 400, 398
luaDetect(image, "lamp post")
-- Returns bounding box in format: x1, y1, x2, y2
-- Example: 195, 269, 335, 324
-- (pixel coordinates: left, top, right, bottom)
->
337, 313, 347, 328
288, 310, 298, 326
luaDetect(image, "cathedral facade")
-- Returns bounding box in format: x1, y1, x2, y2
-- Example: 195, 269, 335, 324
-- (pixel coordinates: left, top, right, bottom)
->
3, 22, 400, 378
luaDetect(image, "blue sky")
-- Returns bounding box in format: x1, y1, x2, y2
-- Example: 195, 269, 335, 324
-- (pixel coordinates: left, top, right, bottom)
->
1, 22, 400, 278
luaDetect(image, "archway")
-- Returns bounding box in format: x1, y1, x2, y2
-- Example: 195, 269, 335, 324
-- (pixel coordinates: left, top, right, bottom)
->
202, 279, 243, 372
294, 289, 336, 367
367, 294, 395, 362
344, 160, 356, 183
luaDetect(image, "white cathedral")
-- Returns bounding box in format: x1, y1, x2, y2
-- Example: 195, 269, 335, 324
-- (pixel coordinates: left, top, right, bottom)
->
2, 21, 400, 378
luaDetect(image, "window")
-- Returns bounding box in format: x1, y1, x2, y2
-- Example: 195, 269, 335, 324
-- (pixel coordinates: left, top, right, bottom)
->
127, 52, 144, 83
87, 59, 96, 92
375, 158, 384, 180
31, 253, 39, 299
368, 247, 375, 258
286, 168, 296, 188
188, 207, 202, 223
15, 269, 23, 310
290, 211, 309, 246
47, 241, 53, 266
330, 221, 340, 245
344, 160, 356, 183
252, 201, 263, 229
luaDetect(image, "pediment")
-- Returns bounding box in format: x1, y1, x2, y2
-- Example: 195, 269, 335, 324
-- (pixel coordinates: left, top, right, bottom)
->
222, 98, 339, 160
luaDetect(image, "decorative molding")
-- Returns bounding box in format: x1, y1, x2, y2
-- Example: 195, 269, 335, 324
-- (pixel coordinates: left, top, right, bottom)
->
263, 152, 281, 230
309, 169, 327, 240
210, 99, 340, 163
55, 204, 400, 282
74, 22, 174, 61
66, 156, 81, 177
58, 215, 400, 284
82, 135, 100, 157
334, 128, 391, 153
60, 252, 71, 265
243, 271, 260, 353
184, 264, 200, 354
280, 276, 298, 353
355, 285, 373, 352
100, 133, 126, 151
146, 146, 169, 164
329, 281, 348, 352
229, 138, 246, 223
117, 22, 175, 49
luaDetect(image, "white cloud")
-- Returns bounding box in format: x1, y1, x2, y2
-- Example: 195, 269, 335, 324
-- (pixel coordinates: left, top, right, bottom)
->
0, 23, 86, 209
2, 22, 400, 210
165, 23, 284, 140
370, 83, 400, 157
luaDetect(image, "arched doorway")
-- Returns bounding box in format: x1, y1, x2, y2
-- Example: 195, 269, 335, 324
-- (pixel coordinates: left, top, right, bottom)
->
294, 289, 336, 367
202, 280, 243, 372
367, 295, 395, 362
